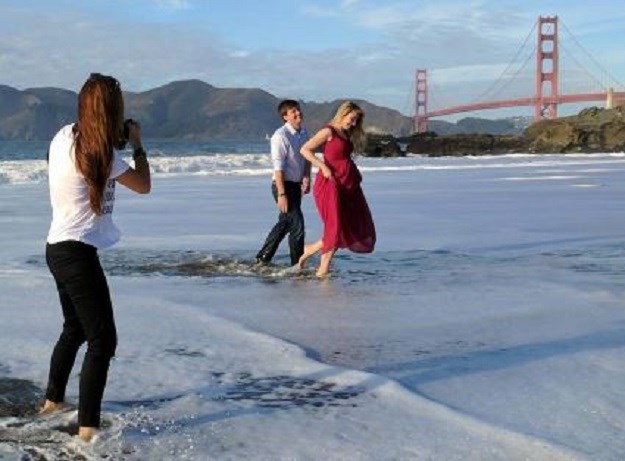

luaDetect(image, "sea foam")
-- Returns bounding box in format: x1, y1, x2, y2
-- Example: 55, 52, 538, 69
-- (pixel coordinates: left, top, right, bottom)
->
2, 152, 625, 185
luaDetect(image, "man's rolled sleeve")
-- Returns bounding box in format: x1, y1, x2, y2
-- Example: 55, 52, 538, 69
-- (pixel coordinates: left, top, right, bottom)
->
270, 134, 287, 171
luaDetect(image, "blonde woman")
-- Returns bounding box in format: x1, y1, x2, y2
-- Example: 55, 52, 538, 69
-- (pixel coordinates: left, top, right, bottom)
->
299, 101, 376, 277
41, 73, 151, 442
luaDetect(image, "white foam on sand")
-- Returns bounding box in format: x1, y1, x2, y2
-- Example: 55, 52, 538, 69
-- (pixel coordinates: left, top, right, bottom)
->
0, 272, 583, 460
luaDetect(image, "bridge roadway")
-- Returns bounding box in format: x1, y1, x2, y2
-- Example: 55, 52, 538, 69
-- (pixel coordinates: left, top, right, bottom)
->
426, 92, 625, 118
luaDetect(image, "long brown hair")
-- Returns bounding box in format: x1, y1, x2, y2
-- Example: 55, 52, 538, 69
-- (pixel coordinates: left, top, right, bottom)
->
74, 73, 125, 214
330, 101, 366, 153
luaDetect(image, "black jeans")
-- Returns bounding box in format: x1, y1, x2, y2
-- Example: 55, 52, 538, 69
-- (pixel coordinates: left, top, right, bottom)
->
45, 241, 117, 428
256, 181, 305, 265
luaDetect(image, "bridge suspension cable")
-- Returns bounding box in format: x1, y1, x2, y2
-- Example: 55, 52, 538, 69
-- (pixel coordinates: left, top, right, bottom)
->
560, 19, 625, 89
560, 42, 606, 93
414, 15, 625, 133
484, 51, 534, 101
468, 20, 537, 105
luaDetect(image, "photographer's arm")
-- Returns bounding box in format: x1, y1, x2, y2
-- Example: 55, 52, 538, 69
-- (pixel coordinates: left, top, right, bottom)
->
117, 122, 151, 194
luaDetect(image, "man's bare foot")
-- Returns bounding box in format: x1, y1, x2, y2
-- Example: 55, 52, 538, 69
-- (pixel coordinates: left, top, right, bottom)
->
78, 426, 98, 442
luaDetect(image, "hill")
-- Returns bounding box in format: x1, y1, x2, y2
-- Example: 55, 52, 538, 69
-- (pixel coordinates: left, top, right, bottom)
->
0, 85, 75, 140
0, 80, 525, 141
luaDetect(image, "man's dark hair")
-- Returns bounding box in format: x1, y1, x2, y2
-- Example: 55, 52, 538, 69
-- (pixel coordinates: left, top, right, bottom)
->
277, 99, 300, 118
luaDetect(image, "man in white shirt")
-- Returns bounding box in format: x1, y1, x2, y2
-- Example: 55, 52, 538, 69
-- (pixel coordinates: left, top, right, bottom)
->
256, 100, 311, 266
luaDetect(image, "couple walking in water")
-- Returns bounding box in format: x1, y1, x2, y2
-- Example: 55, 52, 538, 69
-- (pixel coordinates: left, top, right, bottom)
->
256, 99, 377, 277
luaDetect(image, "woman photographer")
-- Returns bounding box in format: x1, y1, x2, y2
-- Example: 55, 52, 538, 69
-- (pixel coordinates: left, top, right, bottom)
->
40, 73, 151, 442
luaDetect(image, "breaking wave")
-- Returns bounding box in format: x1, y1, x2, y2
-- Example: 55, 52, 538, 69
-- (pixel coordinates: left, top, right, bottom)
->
2, 152, 625, 185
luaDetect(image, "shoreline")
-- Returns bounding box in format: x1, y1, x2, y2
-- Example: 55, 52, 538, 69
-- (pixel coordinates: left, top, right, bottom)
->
365, 106, 625, 157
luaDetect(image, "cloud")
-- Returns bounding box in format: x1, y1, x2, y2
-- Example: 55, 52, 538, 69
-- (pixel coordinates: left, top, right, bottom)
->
300, 4, 339, 18
1, 0, 623, 120
0, 7, 227, 90
155, 0, 191, 9
301, 0, 361, 18
0, 2, 529, 115
229, 50, 252, 59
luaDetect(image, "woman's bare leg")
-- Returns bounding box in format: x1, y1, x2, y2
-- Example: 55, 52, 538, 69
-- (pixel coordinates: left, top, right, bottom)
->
316, 249, 336, 278
298, 240, 323, 268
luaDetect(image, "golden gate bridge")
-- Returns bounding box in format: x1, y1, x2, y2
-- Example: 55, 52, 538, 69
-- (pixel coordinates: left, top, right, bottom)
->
414, 15, 625, 133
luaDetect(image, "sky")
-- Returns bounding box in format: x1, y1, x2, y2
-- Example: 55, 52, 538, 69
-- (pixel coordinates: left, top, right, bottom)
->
2, 0, 625, 120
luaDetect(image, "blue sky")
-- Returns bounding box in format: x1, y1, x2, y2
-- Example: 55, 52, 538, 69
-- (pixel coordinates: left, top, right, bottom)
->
2, 0, 625, 120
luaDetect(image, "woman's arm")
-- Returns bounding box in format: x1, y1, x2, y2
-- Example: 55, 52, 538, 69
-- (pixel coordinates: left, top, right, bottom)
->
300, 127, 332, 179
117, 122, 151, 194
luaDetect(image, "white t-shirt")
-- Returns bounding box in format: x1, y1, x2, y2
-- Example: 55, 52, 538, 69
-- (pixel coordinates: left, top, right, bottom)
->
47, 124, 130, 249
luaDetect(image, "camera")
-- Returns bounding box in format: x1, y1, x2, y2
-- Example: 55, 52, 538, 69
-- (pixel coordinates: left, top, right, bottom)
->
116, 118, 135, 149
123, 119, 134, 140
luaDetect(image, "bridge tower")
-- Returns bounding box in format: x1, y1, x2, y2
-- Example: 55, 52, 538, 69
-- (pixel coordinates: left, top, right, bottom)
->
414, 69, 428, 133
535, 16, 559, 120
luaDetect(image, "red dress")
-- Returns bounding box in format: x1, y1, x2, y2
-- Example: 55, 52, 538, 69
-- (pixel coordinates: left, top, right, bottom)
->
313, 126, 376, 254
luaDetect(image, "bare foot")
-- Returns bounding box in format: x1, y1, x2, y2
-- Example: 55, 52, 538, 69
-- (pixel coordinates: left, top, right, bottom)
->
316, 249, 335, 278
297, 246, 314, 268
39, 400, 67, 415
315, 270, 330, 279
78, 426, 98, 442
297, 253, 310, 269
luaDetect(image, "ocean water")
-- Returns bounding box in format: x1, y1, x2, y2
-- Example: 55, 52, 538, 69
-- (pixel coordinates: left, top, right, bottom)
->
0, 139, 270, 161
2, 141, 625, 459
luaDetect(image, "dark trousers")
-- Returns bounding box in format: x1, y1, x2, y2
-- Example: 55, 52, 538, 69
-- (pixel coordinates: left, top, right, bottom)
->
45, 241, 117, 428
256, 181, 305, 265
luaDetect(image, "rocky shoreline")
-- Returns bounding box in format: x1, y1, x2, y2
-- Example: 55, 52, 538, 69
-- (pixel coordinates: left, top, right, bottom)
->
363, 106, 625, 157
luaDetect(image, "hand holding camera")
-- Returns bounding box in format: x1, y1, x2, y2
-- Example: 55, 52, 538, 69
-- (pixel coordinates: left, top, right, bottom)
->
124, 119, 143, 150
117, 119, 142, 150
117, 119, 147, 161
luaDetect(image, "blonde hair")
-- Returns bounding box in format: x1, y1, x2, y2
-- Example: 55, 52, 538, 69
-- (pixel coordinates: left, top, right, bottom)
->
74, 73, 125, 214
330, 101, 366, 153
